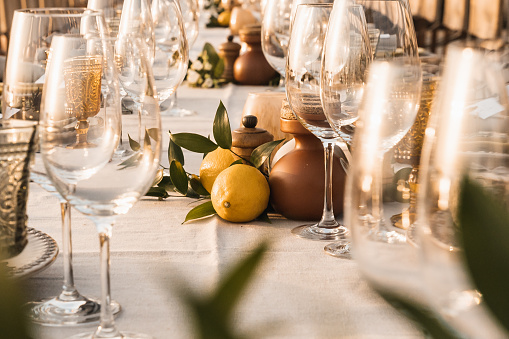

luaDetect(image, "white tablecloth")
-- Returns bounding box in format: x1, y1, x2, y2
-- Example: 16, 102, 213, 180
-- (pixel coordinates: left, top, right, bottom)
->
26, 26, 425, 339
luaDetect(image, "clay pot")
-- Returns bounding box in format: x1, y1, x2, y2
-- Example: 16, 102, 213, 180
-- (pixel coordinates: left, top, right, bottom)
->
269, 118, 346, 221
233, 25, 276, 85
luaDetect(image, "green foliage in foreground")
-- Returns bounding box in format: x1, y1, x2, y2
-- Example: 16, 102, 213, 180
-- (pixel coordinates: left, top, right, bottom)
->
181, 242, 268, 339
0, 267, 31, 339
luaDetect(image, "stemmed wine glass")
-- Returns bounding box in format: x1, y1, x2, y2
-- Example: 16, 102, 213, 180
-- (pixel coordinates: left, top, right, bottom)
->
324, 0, 420, 256
2, 8, 118, 325
318, 1, 372, 257
286, 3, 349, 241
40, 31, 161, 339
417, 43, 509, 338
165, 0, 199, 116
150, 0, 190, 106
262, 0, 293, 89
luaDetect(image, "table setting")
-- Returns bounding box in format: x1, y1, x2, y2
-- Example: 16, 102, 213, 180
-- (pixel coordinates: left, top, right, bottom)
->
1, 0, 509, 338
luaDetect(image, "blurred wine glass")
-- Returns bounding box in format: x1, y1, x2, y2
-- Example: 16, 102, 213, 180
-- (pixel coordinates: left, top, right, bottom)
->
286, 3, 350, 241
2, 8, 118, 325
165, 0, 200, 116
87, 0, 124, 37
324, 0, 420, 256
40, 34, 160, 339
151, 0, 189, 108
345, 61, 423, 315
417, 43, 509, 338
261, 0, 292, 89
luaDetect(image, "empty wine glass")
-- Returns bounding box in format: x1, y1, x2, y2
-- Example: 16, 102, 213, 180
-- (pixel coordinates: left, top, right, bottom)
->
151, 0, 189, 106
118, 0, 155, 55
319, 1, 372, 257
345, 61, 422, 311
165, 0, 199, 116
417, 43, 509, 338
262, 0, 292, 89
286, 3, 350, 241
324, 0, 420, 255
40, 32, 160, 339
87, 0, 124, 37
2, 8, 119, 325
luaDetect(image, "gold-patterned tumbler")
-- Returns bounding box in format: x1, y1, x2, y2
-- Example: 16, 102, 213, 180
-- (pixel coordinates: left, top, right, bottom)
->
64, 55, 102, 148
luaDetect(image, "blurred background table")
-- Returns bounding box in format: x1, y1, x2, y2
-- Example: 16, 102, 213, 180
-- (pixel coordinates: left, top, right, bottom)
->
23, 25, 426, 339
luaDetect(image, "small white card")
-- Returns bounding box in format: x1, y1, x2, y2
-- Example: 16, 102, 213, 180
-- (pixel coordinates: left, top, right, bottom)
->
471, 97, 505, 119
3, 107, 20, 120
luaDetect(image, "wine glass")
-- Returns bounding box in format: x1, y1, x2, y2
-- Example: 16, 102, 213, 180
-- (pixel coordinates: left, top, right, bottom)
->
344, 61, 423, 312
417, 43, 509, 338
40, 32, 160, 339
165, 0, 199, 116
286, 3, 350, 241
319, 1, 372, 257
118, 0, 155, 55
324, 0, 420, 256
151, 0, 190, 105
87, 0, 125, 37
261, 0, 292, 89
2, 8, 118, 325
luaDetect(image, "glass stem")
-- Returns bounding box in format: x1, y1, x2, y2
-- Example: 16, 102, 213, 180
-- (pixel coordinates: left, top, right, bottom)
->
373, 154, 386, 232
94, 221, 121, 338
278, 74, 285, 88
57, 202, 80, 301
317, 142, 338, 228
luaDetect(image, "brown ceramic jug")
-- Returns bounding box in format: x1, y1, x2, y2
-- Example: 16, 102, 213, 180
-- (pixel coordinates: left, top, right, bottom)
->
233, 25, 276, 85
269, 117, 346, 221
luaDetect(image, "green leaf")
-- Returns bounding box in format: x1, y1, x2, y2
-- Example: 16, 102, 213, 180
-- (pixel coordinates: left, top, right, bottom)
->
190, 176, 210, 196
458, 176, 509, 333
183, 201, 216, 223
147, 128, 160, 142
128, 134, 140, 151
256, 209, 271, 224
229, 159, 243, 167
152, 169, 164, 186
203, 42, 220, 66
379, 291, 461, 339
157, 176, 174, 190
210, 242, 268, 319
118, 152, 142, 169
170, 160, 189, 195
250, 139, 285, 169
168, 138, 185, 166
213, 57, 225, 79
145, 186, 170, 199
213, 101, 232, 150
171, 133, 218, 153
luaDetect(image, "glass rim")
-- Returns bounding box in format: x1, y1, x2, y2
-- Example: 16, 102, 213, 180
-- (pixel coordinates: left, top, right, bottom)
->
14, 8, 102, 18
296, 3, 333, 7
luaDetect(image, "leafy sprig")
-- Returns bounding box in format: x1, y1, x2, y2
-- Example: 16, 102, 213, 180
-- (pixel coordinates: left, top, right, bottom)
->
146, 101, 285, 223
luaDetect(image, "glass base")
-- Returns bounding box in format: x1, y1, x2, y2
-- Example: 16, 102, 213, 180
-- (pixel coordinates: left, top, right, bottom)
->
324, 241, 351, 259
161, 106, 196, 117
25, 297, 120, 326
291, 224, 349, 241
68, 331, 152, 339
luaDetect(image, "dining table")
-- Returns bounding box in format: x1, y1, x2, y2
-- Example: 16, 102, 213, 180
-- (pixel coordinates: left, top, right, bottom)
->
23, 24, 426, 339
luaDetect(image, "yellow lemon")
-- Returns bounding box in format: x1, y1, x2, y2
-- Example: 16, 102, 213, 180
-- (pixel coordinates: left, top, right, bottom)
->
217, 10, 231, 27
199, 147, 236, 193
211, 164, 270, 223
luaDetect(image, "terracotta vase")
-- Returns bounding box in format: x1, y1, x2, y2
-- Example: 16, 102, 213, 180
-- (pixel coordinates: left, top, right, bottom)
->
233, 25, 276, 85
269, 118, 346, 221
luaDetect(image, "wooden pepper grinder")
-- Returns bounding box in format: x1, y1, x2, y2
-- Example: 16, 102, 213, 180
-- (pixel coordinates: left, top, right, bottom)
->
218, 35, 241, 83
232, 115, 273, 171
233, 25, 277, 85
